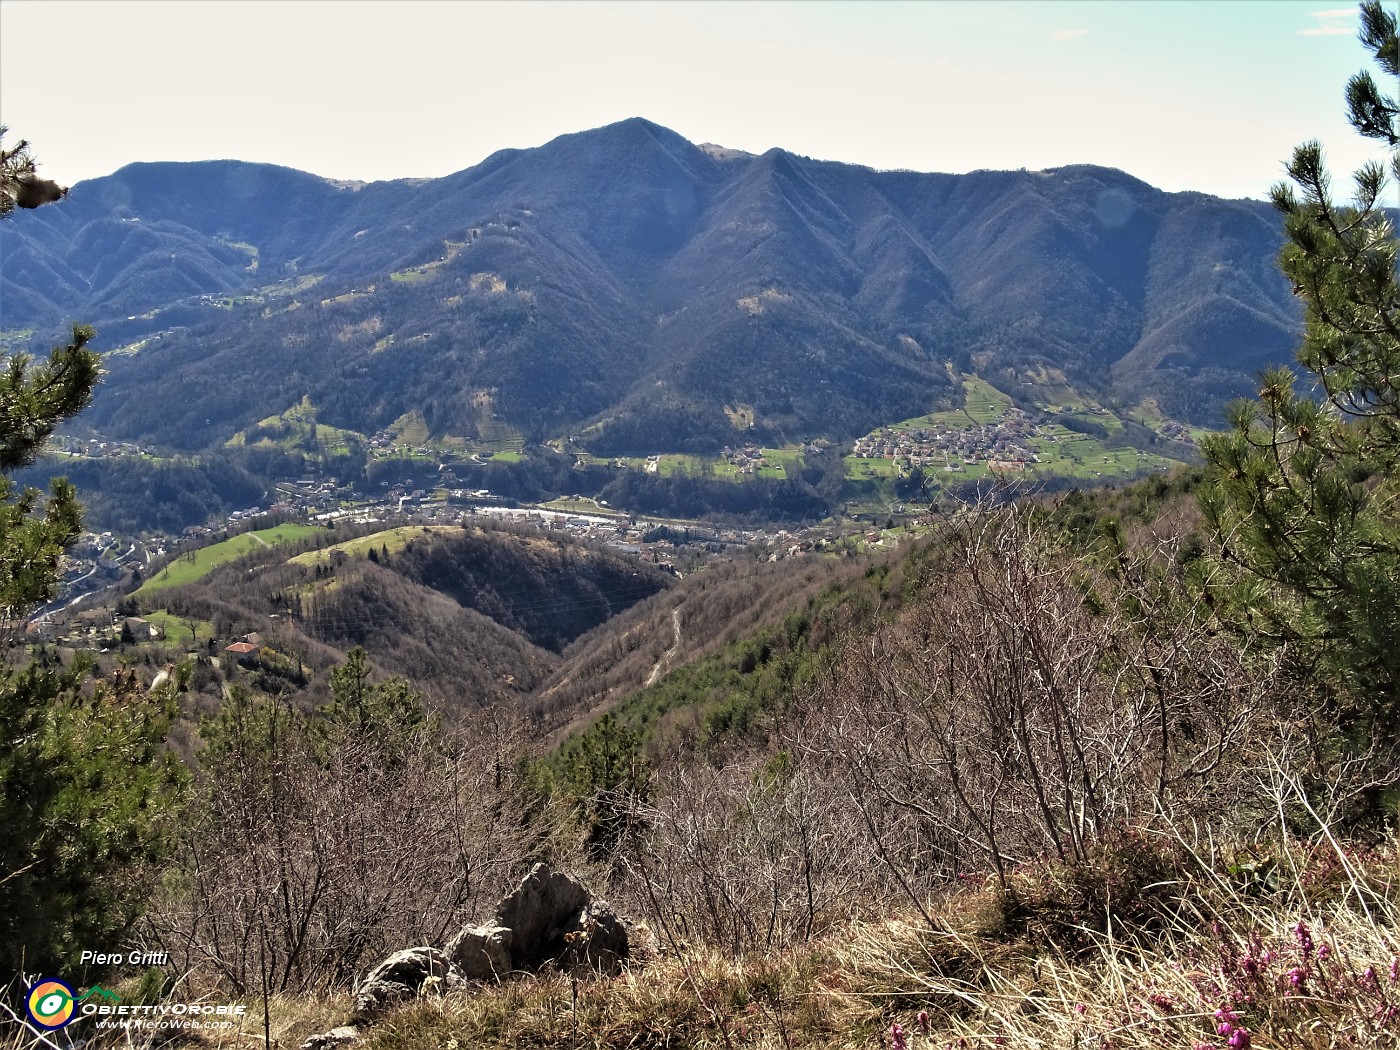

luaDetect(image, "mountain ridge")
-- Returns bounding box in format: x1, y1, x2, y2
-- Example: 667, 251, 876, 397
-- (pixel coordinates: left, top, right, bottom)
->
0, 118, 1299, 452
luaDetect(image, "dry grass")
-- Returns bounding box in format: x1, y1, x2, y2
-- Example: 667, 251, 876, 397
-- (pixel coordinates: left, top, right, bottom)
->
319, 839, 1397, 1049
362, 832, 1397, 1050
832, 833, 1400, 1050
5, 834, 1395, 1049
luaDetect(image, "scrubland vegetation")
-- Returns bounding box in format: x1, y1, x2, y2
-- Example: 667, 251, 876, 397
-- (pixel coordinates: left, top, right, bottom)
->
10, 477, 1397, 1050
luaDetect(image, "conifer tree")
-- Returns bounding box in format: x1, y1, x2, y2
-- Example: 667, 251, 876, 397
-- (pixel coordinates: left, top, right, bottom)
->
0, 127, 66, 215
1200, 1, 1399, 729
0, 140, 185, 975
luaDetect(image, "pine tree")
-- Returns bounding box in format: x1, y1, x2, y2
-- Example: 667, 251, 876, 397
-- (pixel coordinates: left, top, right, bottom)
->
1199, 2, 1399, 729
0, 142, 185, 975
0, 126, 66, 215
0, 323, 100, 620
314, 646, 430, 767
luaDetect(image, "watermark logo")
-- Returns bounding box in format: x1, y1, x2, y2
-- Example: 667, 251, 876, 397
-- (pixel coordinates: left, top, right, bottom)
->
21, 973, 242, 1035
26, 978, 77, 1031
23, 979, 122, 1031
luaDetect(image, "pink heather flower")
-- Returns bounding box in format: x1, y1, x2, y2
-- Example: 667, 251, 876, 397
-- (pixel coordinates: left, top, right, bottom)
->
890, 1022, 907, 1050
1074, 1002, 1088, 1015
1293, 921, 1314, 960
1317, 943, 1331, 962
916, 1011, 930, 1034
1228, 1028, 1252, 1049
1286, 967, 1308, 991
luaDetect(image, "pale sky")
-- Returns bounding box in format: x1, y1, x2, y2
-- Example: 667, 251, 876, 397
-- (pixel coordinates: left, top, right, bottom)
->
0, 0, 1392, 201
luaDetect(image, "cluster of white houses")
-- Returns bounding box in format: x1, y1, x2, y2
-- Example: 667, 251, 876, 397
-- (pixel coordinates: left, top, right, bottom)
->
853, 407, 1043, 472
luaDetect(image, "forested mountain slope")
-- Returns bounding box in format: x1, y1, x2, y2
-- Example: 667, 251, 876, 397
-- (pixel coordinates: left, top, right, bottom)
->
0, 120, 1297, 454
132, 522, 672, 714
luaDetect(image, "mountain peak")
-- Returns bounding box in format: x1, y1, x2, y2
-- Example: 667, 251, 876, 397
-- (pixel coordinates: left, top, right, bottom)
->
1, 122, 1295, 455
562, 117, 694, 151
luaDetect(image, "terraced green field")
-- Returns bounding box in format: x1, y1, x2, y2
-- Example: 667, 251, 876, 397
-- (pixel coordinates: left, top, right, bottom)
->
961, 376, 1012, 424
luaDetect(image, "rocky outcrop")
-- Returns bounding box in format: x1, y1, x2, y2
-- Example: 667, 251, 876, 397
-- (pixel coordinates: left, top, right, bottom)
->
443, 862, 631, 978
565, 899, 629, 975
351, 946, 465, 1021
300, 1026, 360, 1050
491, 863, 598, 970
444, 923, 513, 980
303, 864, 628, 1048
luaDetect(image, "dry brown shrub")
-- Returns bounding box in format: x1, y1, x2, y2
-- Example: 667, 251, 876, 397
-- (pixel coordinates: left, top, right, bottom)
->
147, 703, 570, 996
809, 506, 1281, 899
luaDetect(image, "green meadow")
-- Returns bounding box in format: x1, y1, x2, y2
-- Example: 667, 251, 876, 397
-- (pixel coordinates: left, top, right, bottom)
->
138, 524, 325, 596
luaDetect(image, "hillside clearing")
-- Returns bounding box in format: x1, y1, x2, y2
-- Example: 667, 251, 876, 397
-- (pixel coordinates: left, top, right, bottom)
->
288, 524, 460, 567
137, 524, 325, 595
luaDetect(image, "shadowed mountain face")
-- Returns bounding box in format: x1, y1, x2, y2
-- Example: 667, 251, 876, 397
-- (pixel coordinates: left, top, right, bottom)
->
0, 118, 1297, 450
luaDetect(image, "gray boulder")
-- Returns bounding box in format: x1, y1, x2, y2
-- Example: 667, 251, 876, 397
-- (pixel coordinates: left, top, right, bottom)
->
560, 899, 630, 976
334, 865, 630, 1039
445, 923, 513, 981
300, 1026, 360, 1050
351, 946, 464, 1020
491, 863, 593, 969
482, 862, 630, 975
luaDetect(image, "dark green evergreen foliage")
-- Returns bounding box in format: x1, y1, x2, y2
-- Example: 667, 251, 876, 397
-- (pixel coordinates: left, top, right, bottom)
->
1346, 2, 1399, 147
196, 685, 302, 789
324, 643, 417, 718
314, 646, 432, 766
0, 319, 185, 975
528, 551, 855, 733
553, 712, 650, 855
1201, 1, 1400, 728
0, 660, 186, 975
0, 325, 99, 618
0, 160, 189, 973
559, 559, 895, 764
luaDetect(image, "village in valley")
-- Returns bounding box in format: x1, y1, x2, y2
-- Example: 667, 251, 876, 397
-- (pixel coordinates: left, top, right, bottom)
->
846, 374, 1195, 483
26, 479, 785, 655
22, 371, 1199, 653
852, 406, 1045, 474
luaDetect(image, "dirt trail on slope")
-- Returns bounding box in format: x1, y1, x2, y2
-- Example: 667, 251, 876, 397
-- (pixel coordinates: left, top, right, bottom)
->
646, 607, 683, 687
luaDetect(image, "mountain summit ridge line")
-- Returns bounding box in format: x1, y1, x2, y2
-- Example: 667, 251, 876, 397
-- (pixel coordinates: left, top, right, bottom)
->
0, 118, 1297, 451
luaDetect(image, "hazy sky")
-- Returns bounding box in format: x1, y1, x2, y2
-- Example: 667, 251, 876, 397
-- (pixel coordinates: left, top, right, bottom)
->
0, 0, 1391, 200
